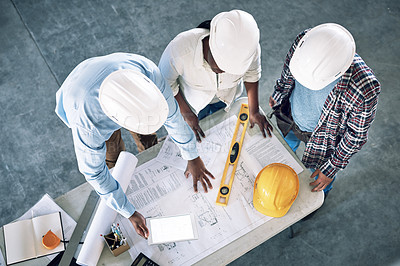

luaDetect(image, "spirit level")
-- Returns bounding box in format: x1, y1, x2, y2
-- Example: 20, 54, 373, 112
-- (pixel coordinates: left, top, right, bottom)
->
216, 103, 249, 206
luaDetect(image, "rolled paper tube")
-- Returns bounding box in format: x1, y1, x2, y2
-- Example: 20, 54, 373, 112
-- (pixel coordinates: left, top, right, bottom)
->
76, 152, 138, 266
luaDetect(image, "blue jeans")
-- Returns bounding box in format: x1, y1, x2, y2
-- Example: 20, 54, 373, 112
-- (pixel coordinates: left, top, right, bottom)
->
284, 130, 335, 194
198, 101, 227, 120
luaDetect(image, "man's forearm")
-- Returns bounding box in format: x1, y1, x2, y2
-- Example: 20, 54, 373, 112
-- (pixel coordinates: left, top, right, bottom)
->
174, 90, 193, 115
244, 81, 260, 114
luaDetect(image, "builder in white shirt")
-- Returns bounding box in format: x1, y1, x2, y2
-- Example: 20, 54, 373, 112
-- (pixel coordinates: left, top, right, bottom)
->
159, 10, 272, 142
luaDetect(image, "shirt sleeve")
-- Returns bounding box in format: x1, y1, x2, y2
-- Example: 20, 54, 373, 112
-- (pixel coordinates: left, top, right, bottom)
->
271, 31, 308, 106
319, 76, 381, 178
152, 66, 199, 160
243, 44, 262, 83
71, 126, 136, 218
159, 43, 182, 96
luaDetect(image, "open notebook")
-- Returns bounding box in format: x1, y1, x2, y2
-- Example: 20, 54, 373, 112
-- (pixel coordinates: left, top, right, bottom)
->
3, 212, 65, 265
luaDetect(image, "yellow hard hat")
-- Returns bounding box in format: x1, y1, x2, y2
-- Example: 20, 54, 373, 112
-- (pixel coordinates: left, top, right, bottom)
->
253, 163, 299, 217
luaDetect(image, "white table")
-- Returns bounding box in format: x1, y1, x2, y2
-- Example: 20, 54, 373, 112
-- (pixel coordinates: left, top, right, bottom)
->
0, 98, 323, 265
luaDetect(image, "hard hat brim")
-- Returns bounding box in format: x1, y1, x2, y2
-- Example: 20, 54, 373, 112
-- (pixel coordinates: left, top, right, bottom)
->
253, 189, 293, 218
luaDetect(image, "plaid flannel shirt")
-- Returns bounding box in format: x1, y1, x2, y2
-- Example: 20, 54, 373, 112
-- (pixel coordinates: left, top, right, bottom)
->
272, 30, 381, 179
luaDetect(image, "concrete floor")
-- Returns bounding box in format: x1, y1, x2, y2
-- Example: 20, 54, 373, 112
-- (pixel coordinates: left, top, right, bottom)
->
0, 0, 399, 265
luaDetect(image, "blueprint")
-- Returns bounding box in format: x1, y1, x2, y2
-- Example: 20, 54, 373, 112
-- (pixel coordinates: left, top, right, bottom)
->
155, 135, 222, 172
115, 115, 302, 265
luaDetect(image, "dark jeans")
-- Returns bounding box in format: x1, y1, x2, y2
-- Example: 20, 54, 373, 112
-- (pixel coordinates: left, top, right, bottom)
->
198, 101, 227, 120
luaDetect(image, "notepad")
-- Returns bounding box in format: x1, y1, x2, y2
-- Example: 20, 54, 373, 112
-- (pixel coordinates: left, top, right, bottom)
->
147, 214, 198, 245
3, 212, 65, 265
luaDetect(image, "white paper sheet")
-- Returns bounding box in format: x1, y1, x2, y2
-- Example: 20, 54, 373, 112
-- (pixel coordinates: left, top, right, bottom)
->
117, 157, 271, 265
18, 194, 76, 242
17, 194, 76, 262
76, 151, 138, 266
241, 132, 303, 176
114, 116, 279, 265
156, 134, 223, 172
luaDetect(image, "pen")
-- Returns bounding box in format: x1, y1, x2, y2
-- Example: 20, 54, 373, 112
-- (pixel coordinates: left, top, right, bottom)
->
100, 234, 117, 242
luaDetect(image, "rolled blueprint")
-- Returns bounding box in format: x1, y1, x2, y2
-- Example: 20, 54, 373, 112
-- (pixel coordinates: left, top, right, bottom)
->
76, 151, 138, 266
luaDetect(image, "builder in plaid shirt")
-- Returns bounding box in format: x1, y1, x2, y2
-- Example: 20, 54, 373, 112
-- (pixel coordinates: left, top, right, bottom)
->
269, 23, 380, 197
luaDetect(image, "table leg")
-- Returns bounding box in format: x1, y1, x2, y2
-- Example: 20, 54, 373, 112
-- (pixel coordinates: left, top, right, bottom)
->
288, 225, 294, 239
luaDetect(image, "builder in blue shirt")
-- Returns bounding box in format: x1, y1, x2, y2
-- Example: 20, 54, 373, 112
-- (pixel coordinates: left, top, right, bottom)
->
55, 53, 214, 238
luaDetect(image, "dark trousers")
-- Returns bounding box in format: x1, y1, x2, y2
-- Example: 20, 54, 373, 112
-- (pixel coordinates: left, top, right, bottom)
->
105, 129, 157, 168
198, 101, 227, 120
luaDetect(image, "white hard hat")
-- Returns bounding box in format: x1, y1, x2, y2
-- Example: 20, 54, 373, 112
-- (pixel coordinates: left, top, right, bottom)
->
99, 69, 169, 134
289, 23, 356, 90
209, 10, 260, 75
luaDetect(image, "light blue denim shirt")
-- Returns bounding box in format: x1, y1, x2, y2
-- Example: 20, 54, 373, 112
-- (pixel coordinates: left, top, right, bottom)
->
55, 53, 198, 218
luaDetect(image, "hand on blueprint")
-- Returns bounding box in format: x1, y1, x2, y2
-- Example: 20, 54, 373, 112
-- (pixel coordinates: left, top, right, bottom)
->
309, 169, 333, 192
185, 156, 215, 192
249, 111, 273, 138
129, 211, 149, 239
